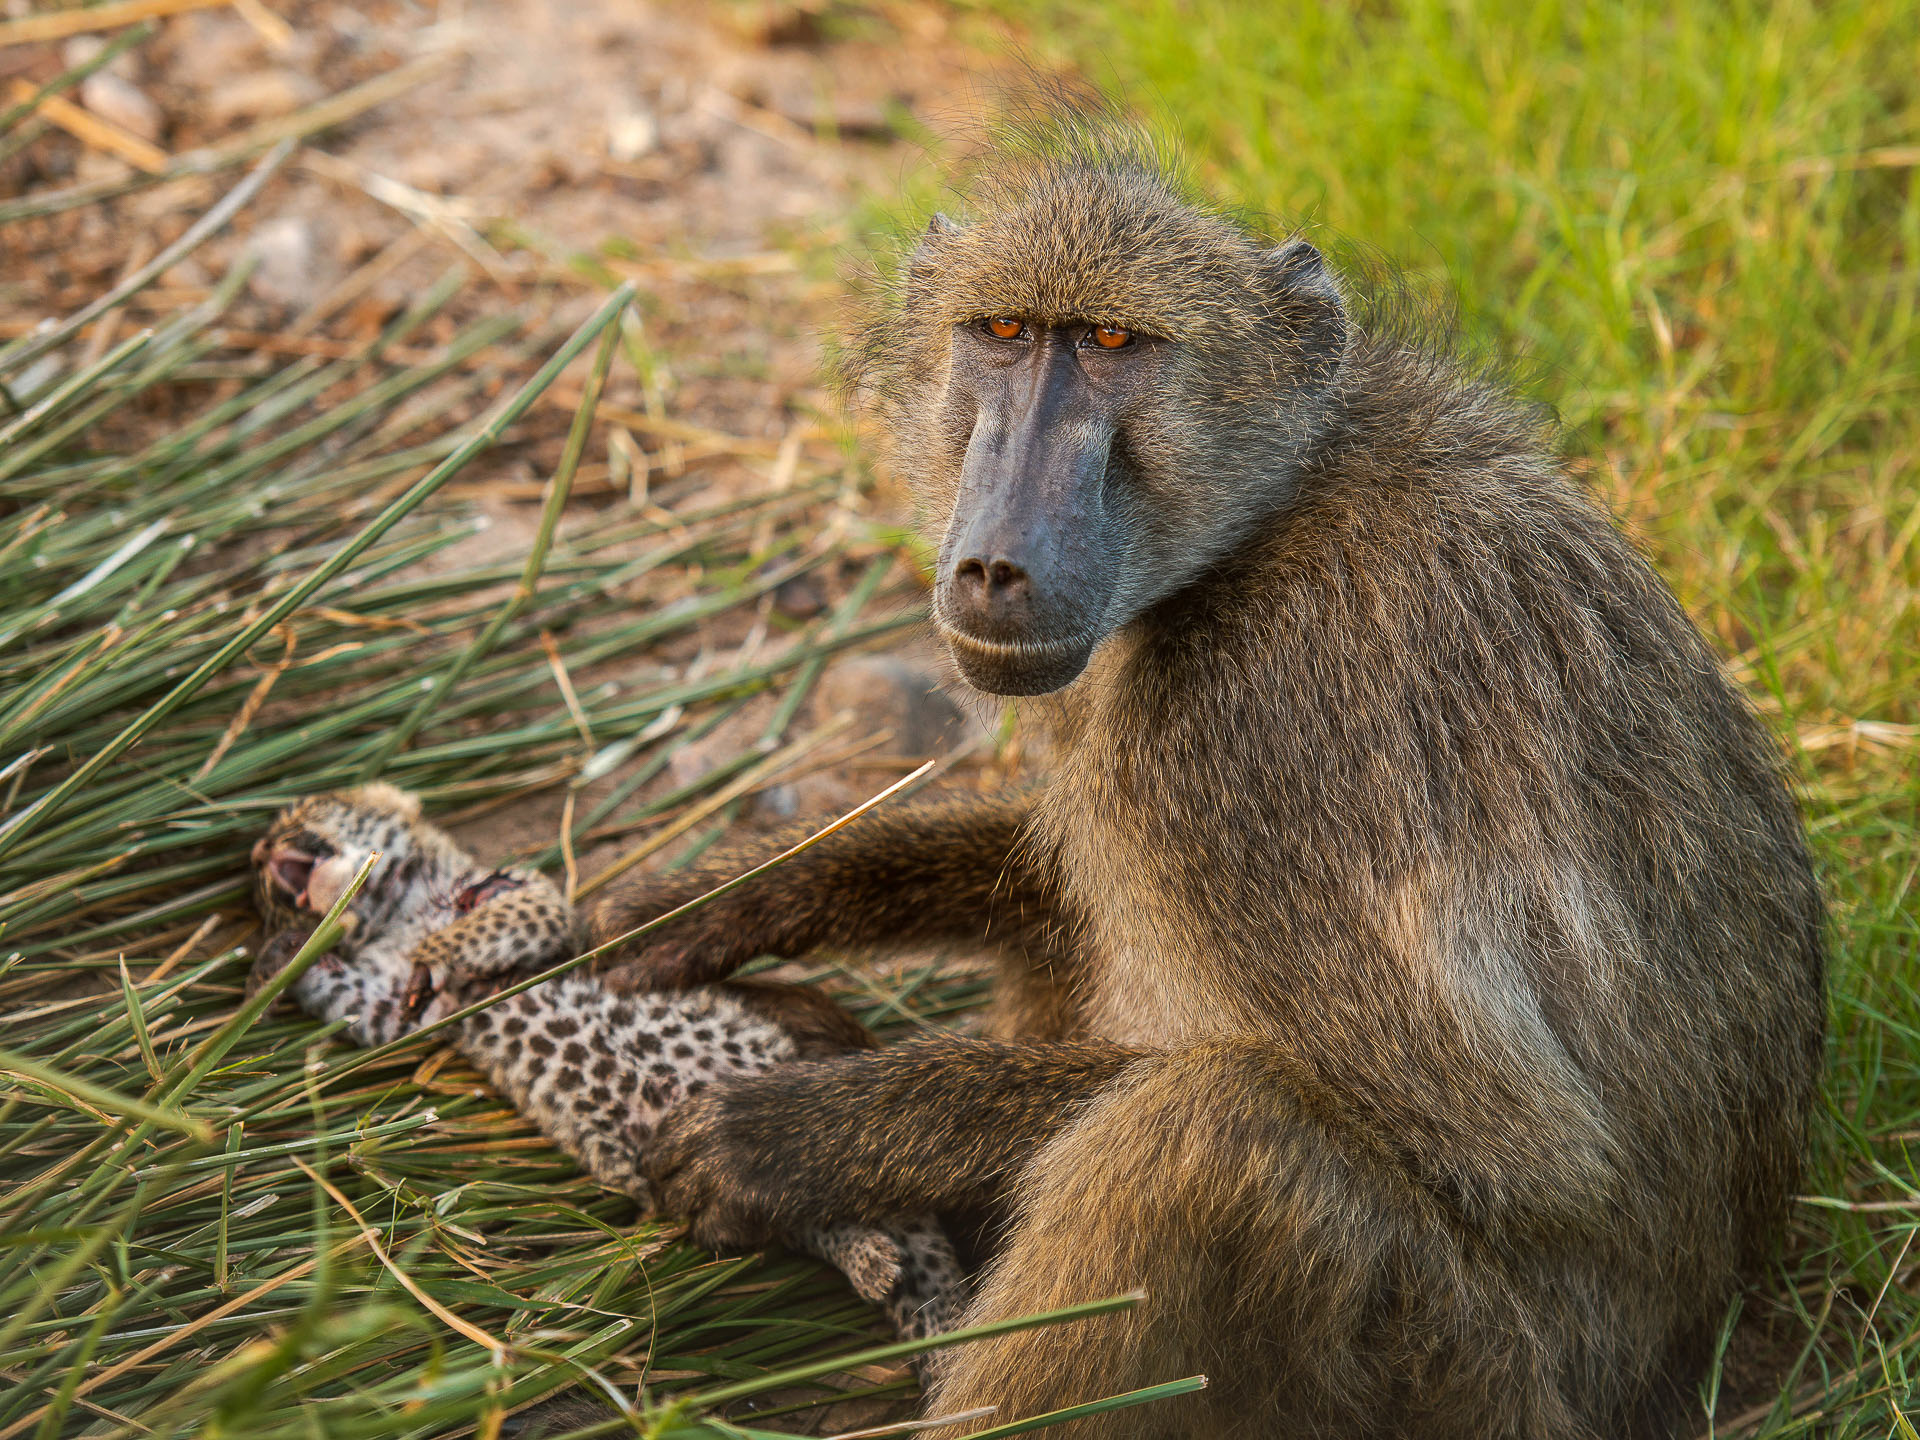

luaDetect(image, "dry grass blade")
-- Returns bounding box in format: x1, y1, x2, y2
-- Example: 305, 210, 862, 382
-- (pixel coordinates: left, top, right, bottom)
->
4, 80, 168, 173
0, 0, 234, 47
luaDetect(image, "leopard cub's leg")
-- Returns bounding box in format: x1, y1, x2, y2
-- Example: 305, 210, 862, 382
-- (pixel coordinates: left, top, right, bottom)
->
453, 984, 796, 1205
403, 873, 574, 1022
452, 981, 970, 1362
453, 975, 659, 1202
249, 919, 420, 1047
801, 1217, 970, 1376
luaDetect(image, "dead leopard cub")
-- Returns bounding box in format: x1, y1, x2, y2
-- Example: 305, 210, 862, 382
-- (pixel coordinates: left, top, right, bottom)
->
248, 783, 964, 1353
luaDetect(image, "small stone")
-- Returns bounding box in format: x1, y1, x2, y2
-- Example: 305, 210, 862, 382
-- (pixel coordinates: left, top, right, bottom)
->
207, 70, 321, 127
245, 215, 328, 310
607, 106, 659, 162
668, 744, 716, 791
771, 573, 826, 620
73, 149, 133, 185
753, 784, 801, 820
816, 656, 975, 757
80, 71, 164, 142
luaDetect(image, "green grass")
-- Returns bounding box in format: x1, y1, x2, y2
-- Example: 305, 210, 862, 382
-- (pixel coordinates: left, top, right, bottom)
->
957, 0, 1920, 1431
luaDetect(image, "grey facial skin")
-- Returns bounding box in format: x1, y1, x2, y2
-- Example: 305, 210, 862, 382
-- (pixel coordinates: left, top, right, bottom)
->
931, 318, 1165, 695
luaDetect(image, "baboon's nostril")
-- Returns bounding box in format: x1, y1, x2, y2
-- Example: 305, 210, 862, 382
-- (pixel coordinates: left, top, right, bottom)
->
954, 555, 1027, 592
950, 552, 1033, 633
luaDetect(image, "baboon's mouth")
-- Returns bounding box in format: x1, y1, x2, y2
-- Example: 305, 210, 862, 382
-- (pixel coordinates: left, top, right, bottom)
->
934, 619, 1096, 696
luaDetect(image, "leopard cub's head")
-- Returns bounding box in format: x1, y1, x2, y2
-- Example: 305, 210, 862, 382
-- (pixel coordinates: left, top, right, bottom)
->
250, 783, 427, 927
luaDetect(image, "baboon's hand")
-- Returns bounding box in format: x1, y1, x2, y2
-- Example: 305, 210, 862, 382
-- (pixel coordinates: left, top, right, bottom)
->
584, 876, 786, 990
641, 1083, 791, 1248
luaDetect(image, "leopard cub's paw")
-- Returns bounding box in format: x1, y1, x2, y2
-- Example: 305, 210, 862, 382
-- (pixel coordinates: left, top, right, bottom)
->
246, 925, 327, 997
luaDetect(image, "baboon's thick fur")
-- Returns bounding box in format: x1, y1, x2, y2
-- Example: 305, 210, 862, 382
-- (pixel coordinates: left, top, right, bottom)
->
593, 119, 1825, 1437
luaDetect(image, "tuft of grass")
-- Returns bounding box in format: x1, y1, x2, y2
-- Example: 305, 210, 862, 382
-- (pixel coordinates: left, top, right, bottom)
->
960, 0, 1920, 1432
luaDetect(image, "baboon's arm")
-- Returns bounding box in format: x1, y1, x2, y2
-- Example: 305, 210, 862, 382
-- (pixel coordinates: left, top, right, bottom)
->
647, 1004, 1622, 1250
585, 792, 1072, 987
641, 1036, 1140, 1244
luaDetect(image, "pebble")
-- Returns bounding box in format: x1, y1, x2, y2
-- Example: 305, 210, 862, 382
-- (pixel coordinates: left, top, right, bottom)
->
61, 35, 139, 79
772, 573, 827, 620
163, 12, 265, 90
245, 215, 325, 310
607, 106, 659, 162
80, 71, 164, 142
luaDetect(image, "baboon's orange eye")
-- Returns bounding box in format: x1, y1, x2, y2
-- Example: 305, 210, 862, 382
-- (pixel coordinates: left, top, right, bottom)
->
985, 317, 1025, 339
1091, 326, 1133, 349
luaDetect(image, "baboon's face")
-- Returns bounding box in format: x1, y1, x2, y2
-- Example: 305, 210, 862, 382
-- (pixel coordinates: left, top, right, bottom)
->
931, 316, 1171, 694
875, 168, 1349, 697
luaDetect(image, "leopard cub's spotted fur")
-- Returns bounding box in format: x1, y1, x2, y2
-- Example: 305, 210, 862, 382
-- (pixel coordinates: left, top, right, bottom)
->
248, 783, 964, 1352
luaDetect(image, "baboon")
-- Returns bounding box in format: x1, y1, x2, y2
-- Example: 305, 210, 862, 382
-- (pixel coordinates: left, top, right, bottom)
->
588, 119, 1826, 1438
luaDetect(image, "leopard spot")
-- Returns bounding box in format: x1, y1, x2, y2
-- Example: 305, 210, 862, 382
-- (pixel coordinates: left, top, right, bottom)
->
528, 1034, 556, 1057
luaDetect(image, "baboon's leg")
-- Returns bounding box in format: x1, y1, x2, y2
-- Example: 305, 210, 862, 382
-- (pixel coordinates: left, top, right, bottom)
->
585, 793, 1081, 992
923, 1045, 1579, 1440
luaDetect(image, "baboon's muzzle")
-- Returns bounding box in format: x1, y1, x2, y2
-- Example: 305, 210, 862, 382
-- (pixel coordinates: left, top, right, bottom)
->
934, 341, 1119, 696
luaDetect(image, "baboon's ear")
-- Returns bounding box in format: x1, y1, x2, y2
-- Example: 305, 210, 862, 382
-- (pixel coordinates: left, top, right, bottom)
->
1262, 238, 1349, 383
908, 212, 961, 287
